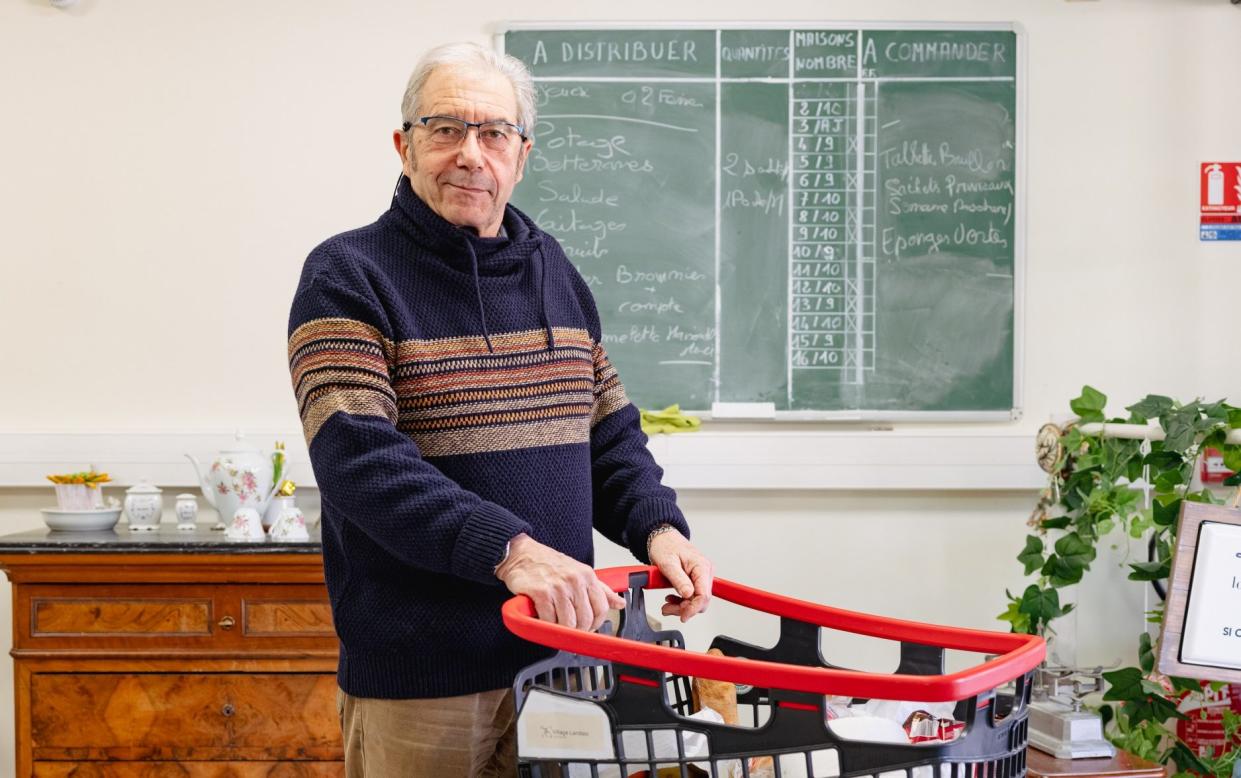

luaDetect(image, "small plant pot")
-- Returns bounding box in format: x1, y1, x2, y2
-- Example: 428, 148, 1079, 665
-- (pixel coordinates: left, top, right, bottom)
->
54, 484, 104, 511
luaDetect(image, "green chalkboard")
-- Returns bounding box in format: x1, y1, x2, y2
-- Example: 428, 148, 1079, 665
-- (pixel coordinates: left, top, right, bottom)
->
502, 25, 1022, 418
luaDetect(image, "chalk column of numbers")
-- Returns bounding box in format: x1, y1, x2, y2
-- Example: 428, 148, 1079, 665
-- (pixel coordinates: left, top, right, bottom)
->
790, 82, 856, 373
852, 85, 876, 378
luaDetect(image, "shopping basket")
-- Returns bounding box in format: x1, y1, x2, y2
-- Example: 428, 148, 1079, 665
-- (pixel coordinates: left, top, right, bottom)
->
503, 566, 1045, 778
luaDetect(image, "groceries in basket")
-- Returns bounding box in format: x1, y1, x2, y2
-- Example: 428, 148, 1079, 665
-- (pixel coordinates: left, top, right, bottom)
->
504, 565, 1044, 778
691, 649, 965, 747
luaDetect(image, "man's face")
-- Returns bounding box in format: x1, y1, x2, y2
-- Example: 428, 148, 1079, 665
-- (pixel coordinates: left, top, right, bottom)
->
395, 65, 532, 237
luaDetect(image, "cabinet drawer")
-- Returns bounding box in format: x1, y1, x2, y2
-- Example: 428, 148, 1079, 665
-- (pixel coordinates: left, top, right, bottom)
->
32, 596, 212, 637
31, 673, 342, 761
17, 584, 336, 652
243, 596, 333, 638
34, 762, 345, 777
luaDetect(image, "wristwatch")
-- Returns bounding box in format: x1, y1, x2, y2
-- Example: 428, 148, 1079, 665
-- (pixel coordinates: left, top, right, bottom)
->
493, 540, 511, 575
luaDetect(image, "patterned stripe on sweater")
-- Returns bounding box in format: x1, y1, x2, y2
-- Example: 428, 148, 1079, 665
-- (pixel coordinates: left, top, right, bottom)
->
290, 322, 630, 454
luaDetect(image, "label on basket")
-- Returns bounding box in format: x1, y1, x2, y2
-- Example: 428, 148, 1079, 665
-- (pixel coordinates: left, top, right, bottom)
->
517, 689, 615, 760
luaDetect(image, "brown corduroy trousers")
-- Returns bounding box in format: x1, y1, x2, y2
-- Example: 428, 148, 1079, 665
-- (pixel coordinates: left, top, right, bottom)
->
338, 687, 518, 777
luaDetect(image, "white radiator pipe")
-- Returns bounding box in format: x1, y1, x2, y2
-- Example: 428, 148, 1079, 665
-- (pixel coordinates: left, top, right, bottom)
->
1077, 422, 1241, 445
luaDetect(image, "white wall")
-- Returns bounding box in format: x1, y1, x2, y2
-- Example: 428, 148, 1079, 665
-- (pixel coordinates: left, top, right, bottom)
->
0, 0, 1238, 773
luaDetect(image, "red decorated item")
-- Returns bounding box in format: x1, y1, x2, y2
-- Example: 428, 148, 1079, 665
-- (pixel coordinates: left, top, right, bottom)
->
1176, 681, 1241, 760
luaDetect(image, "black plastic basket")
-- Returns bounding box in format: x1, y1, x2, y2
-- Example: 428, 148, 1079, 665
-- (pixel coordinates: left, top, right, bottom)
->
503, 566, 1044, 778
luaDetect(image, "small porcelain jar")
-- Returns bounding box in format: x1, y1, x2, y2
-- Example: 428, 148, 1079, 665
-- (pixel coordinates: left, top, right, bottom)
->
124, 480, 163, 532
174, 493, 198, 531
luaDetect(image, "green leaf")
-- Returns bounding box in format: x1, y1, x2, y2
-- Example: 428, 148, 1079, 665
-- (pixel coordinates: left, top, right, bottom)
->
1042, 534, 1097, 586
1041, 516, 1071, 530
1153, 496, 1183, 527
1170, 676, 1202, 694
1044, 556, 1085, 586
1071, 386, 1108, 423
1127, 395, 1175, 422
1139, 632, 1154, 673
1125, 692, 1187, 724
1129, 560, 1169, 581
1130, 510, 1156, 538
1144, 449, 1184, 471
1222, 445, 1241, 473
1063, 426, 1086, 453
1075, 452, 1104, 470
1186, 488, 1219, 505
1103, 667, 1145, 702
1229, 408, 1241, 429
1203, 428, 1227, 450
1056, 531, 1097, 567
1154, 467, 1185, 492
1204, 399, 1229, 422
1162, 412, 1198, 454
1110, 486, 1141, 516
1101, 438, 1143, 482
1018, 535, 1045, 576
1225, 473, 1241, 487
997, 598, 1032, 634
1063, 472, 1094, 511
1018, 584, 1063, 626
1171, 740, 1210, 775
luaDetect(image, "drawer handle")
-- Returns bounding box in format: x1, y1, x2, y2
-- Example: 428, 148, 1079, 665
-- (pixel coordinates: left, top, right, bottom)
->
221, 703, 235, 717
218, 615, 236, 630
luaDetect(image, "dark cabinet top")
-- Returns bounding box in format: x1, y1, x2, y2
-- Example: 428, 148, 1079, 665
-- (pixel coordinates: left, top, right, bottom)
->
0, 523, 322, 555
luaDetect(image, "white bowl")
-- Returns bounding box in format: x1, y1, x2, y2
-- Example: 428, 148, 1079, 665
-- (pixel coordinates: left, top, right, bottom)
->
40, 507, 123, 532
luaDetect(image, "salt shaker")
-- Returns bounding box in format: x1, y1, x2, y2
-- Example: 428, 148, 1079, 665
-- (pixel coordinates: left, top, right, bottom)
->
174, 494, 198, 531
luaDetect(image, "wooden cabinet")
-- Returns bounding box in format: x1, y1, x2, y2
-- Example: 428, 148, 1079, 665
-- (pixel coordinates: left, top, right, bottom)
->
0, 534, 342, 777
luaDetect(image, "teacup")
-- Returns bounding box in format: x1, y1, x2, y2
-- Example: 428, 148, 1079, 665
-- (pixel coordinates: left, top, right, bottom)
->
269, 505, 309, 541
224, 507, 266, 541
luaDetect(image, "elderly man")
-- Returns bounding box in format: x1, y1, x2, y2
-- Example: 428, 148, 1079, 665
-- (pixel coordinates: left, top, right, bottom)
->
287, 42, 714, 776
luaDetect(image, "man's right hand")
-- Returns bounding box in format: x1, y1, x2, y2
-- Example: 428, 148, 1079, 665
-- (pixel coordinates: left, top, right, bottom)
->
495, 534, 625, 632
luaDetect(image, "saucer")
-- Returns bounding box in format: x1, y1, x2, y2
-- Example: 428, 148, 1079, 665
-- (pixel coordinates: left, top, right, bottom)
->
40, 507, 123, 532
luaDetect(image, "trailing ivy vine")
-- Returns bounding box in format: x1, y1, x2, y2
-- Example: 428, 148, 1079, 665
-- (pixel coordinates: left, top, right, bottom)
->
1001, 387, 1241, 778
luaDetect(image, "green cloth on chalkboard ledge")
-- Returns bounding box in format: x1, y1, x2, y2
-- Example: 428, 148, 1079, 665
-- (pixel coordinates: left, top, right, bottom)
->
640, 405, 702, 435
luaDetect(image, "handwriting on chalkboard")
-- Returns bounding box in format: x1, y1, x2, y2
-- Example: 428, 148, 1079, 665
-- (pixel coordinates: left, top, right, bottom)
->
507, 27, 1018, 413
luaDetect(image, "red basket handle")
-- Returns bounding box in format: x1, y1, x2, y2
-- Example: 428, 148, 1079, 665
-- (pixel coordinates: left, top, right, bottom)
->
502, 565, 1044, 701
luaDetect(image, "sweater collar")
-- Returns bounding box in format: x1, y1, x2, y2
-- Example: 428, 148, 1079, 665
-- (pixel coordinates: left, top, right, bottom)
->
386, 175, 556, 354
388, 175, 537, 277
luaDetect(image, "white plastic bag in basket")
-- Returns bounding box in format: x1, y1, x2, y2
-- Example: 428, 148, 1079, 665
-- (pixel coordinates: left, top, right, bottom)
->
566, 707, 733, 778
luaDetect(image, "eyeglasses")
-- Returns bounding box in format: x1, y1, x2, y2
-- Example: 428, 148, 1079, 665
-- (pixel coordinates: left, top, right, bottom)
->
404, 115, 527, 152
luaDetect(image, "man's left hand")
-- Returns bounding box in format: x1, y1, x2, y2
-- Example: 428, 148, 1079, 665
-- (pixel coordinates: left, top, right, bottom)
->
647, 529, 713, 622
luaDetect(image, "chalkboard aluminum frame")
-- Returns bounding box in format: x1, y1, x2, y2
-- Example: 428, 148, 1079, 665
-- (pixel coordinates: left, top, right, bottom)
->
496, 21, 1027, 422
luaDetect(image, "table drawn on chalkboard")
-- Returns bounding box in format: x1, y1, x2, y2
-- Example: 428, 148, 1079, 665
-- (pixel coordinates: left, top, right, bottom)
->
787, 80, 877, 395
504, 26, 1019, 416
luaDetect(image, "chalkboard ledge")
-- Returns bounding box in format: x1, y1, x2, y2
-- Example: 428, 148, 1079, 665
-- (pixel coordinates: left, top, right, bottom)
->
0, 431, 1044, 492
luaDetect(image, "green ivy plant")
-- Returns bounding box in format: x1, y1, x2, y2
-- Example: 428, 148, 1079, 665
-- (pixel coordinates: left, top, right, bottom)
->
1000, 387, 1241, 778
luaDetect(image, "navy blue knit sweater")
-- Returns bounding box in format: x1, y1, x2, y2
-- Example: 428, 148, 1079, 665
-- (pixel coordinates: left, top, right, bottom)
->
287, 177, 690, 699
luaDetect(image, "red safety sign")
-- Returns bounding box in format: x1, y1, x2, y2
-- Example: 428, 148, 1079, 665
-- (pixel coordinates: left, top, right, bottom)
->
1200, 162, 1241, 241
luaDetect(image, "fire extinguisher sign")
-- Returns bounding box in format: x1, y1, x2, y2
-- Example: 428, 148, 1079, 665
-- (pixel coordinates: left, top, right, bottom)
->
1200, 162, 1241, 241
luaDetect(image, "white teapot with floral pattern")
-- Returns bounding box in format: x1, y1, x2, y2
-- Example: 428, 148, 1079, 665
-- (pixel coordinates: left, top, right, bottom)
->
185, 433, 280, 526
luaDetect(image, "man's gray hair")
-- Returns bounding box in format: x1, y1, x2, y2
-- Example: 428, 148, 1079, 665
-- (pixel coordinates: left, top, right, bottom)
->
401, 42, 537, 140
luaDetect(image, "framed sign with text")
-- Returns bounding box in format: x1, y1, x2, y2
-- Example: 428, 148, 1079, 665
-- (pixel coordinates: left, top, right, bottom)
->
1158, 501, 1241, 683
